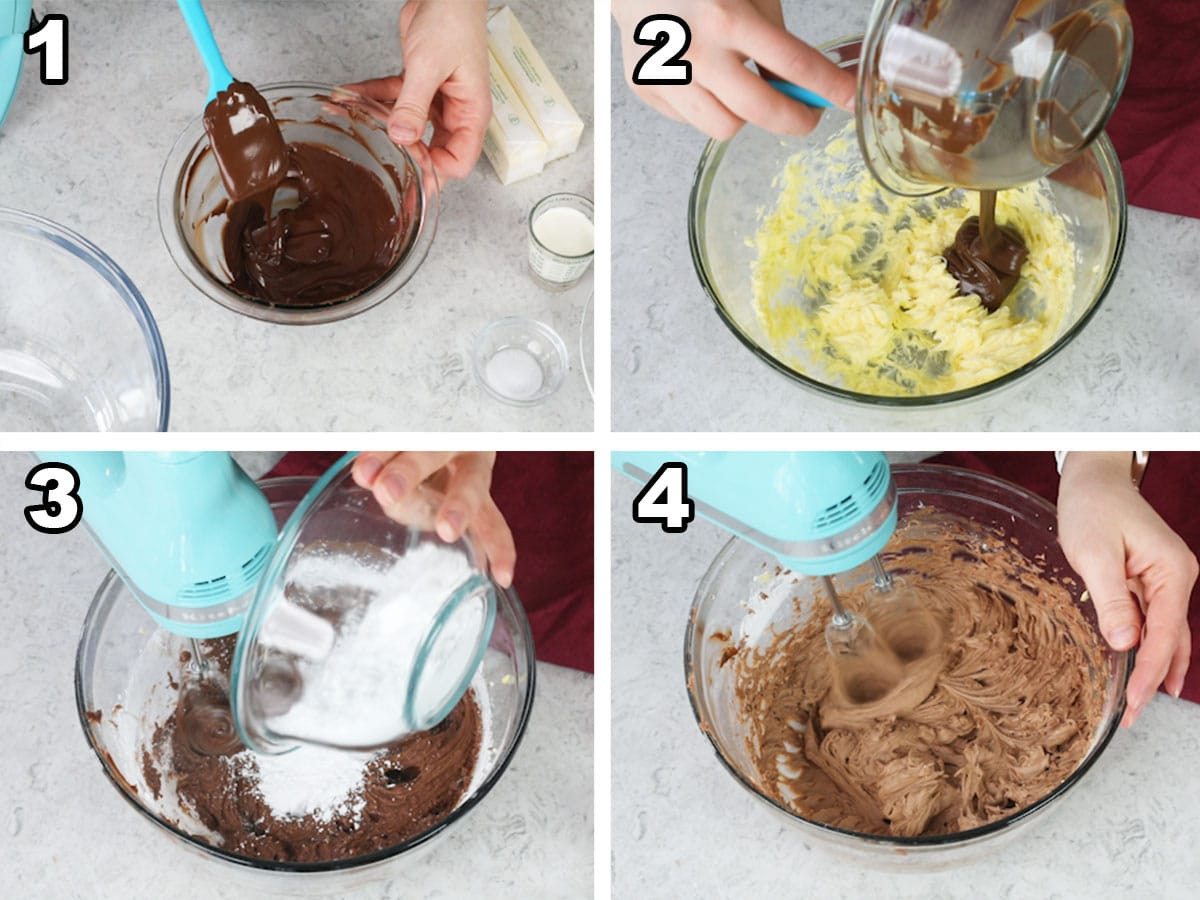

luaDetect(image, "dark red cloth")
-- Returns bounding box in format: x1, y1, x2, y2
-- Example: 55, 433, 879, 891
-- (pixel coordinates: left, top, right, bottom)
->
927, 452, 1200, 704
264, 452, 594, 673
1105, 1, 1200, 217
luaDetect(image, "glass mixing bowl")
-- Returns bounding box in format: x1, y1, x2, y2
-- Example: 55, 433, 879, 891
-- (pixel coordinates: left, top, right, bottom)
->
0, 208, 169, 431
158, 83, 439, 325
75, 477, 535, 881
688, 37, 1126, 407
685, 464, 1129, 867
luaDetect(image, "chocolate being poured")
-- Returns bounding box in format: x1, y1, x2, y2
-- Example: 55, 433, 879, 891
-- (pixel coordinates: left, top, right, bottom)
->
943, 189, 1029, 313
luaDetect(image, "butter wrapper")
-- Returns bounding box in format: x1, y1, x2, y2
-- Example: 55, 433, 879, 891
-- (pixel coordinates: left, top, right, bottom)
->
487, 5, 584, 162
483, 49, 548, 185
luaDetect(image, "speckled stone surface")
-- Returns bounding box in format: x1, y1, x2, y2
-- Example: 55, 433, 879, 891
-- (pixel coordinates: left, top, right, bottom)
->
611, 472, 1200, 899
0, 453, 593, 899
610, 3, 1200, 432
0, 1, 593, 432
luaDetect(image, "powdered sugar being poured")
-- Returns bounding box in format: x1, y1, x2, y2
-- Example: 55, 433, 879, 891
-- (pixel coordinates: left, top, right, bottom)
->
263, 540, 487, 748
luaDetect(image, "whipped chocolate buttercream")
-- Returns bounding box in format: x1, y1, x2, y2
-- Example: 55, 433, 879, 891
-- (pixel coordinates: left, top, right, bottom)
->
731, 507, 1106, 838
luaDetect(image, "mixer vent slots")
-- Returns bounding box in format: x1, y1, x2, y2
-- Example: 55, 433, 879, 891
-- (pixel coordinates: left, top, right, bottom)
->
178, 543, 273, 600
813, 460, 887, 530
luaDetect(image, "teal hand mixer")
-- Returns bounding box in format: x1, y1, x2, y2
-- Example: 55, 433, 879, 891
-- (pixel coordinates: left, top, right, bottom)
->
49, 451, 278, 639
616, 451, 933, 681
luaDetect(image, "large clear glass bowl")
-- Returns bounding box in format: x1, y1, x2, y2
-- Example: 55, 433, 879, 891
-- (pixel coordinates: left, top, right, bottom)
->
158, 83, 439, 325
688, 37, 1127, 407
0, 208, 169, 430
685, 464, 1129, 867
75, 477, 535, 883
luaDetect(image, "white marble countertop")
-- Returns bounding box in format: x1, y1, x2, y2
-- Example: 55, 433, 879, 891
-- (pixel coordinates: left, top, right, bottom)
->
611, 472, 1200, 899
610, 2, 1200, 432
0, 453, 594, 899
0, 0, 594, 432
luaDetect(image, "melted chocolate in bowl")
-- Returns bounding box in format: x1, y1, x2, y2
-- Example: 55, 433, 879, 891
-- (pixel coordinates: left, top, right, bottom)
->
167, 86, 432, 320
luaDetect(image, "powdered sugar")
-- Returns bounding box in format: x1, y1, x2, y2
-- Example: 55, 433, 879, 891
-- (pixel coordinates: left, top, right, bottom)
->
228, 745, 372, 823
265, 540, 486, 748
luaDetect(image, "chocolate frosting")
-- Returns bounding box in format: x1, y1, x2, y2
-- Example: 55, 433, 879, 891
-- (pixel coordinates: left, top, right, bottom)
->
731, 507, 1106, 838
145, 636, 483, 863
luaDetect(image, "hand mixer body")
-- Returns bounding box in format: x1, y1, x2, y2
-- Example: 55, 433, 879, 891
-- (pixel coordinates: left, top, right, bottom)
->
47, 451, 278, 638
615, 451, 897, 575
0, 1, 32, 130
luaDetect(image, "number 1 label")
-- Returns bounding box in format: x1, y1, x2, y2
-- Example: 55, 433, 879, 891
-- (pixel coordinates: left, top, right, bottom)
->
25, 14, 69, 86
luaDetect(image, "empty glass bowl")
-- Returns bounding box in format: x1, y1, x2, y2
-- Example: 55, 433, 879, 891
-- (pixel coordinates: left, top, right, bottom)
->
158, 83, 439, 325
685, 464, 1128, 867
688, 36, 1126, 406
76, 476, 535, 880
0, 208, 169, 430
472, 317, 568, 406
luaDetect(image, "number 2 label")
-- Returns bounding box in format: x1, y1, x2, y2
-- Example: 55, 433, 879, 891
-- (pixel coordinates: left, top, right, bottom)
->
632, 462, 695, 533
631, 15, 692, 86
25, 14, 69, 86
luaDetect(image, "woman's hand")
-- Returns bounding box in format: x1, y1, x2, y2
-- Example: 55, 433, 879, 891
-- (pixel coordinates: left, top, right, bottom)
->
351, 451, 516, 587
1058, 452, 1198, 727
612, 0, 855, 140
345, 0, 491, 181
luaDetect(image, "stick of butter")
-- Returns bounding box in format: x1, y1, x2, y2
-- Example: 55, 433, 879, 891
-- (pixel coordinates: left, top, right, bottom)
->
483, 49, 548, 185
487, 5, 584, 162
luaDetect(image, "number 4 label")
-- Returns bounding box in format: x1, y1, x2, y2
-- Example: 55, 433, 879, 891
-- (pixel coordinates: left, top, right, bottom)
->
632, 462, 695, 533
25, 14, 69, 86
631, 15, 692, 86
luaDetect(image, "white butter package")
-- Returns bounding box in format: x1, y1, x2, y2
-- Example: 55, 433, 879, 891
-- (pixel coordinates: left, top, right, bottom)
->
487, 5, 584, 161
483, 49, 548, 185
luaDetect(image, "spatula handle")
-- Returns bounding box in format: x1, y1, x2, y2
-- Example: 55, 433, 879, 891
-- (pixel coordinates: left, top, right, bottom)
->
177, 0, 234, 103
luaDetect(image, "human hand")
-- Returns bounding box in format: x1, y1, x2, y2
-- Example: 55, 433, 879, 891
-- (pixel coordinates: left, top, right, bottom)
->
612, 0, 856, 140
351, 451, 516, 587
344, 0, 490, 181
1057, 452, 1198, 727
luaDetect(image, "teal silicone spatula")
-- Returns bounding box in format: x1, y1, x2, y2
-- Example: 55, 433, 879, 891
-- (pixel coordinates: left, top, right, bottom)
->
176, 0, 288, 201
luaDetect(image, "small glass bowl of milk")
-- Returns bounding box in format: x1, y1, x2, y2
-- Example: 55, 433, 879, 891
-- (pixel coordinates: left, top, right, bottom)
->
527, 193, 594, 291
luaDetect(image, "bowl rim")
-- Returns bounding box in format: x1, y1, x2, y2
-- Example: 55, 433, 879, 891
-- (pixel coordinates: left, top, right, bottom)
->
686, 35, 1129, 408
683, 462, 1130, 848
74, 475, 537, 874
0, 206, 171, 431
156, 82, 441, 326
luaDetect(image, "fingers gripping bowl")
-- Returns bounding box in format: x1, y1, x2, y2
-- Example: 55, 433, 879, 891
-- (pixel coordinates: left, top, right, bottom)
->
685, 465, 1129, 866
688, 37, 1126, 406
159, 83, 439, 325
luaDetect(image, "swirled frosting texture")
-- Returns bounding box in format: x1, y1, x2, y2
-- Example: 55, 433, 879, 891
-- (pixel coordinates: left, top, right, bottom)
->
733, 507, 1106, 837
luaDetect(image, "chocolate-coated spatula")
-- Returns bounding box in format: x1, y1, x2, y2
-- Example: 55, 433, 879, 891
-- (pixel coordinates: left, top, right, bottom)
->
177, 0, 288, 202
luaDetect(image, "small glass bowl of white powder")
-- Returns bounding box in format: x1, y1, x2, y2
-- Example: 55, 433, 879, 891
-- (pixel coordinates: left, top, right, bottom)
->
472, 316, 568, 406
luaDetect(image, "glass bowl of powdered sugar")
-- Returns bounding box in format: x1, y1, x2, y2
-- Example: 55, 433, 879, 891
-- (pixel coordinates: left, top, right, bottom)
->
75, 474, 535, 880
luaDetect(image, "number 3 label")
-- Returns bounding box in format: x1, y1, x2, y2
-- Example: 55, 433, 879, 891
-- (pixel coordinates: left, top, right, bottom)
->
24, 462, 83, 534
632, 462, 695, 533
631, 15, 692, 86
